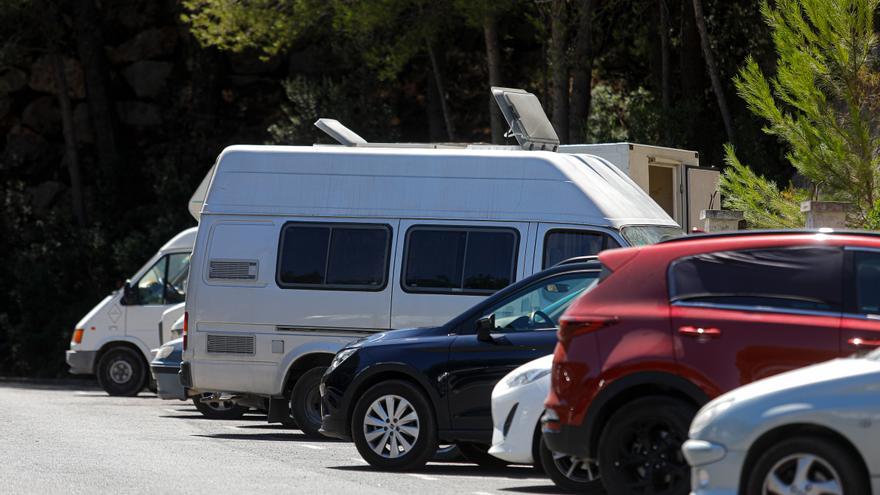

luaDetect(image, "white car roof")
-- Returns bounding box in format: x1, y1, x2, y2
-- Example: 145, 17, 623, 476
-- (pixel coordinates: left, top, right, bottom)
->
200, 145, 677, 229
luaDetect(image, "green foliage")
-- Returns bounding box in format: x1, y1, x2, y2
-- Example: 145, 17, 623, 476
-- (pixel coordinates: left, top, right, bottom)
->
268, 75, 396, 145
723, 0, 880, 227
720, 144, 806, 228
584, 83, 660, 143
331, 0, 454, 80
182, 0, 327, 59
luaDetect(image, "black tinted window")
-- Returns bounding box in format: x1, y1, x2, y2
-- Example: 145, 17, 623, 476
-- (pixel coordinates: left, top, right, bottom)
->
404, 227, 517, 293
326, 228, 389, 286
854, 251, 880, 315
670, 247, 843, 311
278, 226, 330, 284
543, 230, 620, 268
278, 223, 390, 290
463, 231, 516, 290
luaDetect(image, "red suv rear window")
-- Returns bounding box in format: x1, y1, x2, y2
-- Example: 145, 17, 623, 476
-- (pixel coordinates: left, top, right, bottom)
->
669, 246, 843, 312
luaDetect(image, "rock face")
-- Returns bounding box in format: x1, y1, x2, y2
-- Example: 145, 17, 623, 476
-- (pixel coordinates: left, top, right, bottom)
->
122, 61, 173, 99
0, 67, 27, 96
116, 100, 162, 127
22, 96, 61, 135
2, 125, 51, 171
28, 55, 86, 99
108, 27, 178, 64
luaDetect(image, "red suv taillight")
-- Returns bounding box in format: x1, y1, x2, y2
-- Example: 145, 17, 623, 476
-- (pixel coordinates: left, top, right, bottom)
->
558, 315, 618, 346
182, 312, 188, 351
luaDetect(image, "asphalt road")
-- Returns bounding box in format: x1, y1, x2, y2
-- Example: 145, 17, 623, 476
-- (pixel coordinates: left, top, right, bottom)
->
0, 381, 564, 494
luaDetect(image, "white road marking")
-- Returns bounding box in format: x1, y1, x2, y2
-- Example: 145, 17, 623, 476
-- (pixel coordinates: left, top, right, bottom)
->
473, 492, 495, 495
408, 474, 439, 481
350, 457, 368, 464
163, 408, 182, 414
73, 391, 95, 395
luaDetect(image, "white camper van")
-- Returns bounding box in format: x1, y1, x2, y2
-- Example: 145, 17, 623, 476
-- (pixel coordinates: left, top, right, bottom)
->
66, 228, 196, 396
180, 88, 682, 436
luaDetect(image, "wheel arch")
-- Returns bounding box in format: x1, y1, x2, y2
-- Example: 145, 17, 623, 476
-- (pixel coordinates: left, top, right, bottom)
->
343, 364, 444, 438
281, 352, 335, 397
96, 338, 151, 371
585, 371, 710, 458
738, 423, 871, 495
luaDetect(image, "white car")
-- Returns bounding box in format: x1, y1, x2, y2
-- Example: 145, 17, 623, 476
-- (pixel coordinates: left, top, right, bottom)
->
683, 352, 880, 495
489, 355, 601, 492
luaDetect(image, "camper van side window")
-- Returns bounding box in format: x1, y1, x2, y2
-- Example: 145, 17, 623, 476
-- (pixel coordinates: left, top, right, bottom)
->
276, 223, 391, 291
403, 227, 518, 294
543, 230, 620, 268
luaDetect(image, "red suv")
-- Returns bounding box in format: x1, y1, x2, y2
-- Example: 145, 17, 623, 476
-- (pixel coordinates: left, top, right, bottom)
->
542, 231, 880, 494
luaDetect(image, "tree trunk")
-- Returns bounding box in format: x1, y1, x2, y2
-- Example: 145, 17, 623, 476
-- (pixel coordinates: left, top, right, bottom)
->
659, 0, 672, 144
51, 52, 86, 226
426, 68, 446, 141
691, 0, 735, 145
425, 39, 455, 141
569, 0, 594, 143
549, 0, 569, 143
483, 14, 505, 144
72, 0, 121, 183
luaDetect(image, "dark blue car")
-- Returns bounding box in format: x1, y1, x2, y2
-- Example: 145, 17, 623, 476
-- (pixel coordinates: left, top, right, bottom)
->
319, 260, 600, 471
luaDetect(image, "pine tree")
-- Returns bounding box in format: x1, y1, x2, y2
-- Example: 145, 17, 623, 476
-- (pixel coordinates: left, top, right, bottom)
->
722, 0, 880, 228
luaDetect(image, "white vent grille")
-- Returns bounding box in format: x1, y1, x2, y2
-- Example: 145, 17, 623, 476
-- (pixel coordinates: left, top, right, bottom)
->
209, 260, 258, 280
206, 334, 255, 355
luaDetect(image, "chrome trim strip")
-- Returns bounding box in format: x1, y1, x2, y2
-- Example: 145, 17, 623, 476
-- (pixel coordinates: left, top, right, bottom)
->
275, 326, 380, 337
672, 301, 841, 318
842, 312, 880, 321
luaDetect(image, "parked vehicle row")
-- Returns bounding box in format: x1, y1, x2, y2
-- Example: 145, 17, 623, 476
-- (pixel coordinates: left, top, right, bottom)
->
64, 87, 880, 494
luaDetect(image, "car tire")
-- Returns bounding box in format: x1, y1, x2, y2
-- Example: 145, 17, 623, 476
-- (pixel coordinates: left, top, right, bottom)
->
290, 367, 326, 438
351, 379, 437, 471
192, 395, 248, 420
96, 347, 147, 397
746, 436, 867, 495
538, 435, 603, 493
597, 396, 694, 495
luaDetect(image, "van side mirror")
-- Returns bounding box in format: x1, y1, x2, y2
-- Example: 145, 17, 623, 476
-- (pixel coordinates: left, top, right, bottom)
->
476, 314, 496, 343
121, 281, 138, 305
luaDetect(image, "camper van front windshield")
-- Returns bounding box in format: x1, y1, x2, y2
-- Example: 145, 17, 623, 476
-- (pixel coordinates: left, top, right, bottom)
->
620, 225, 683, 246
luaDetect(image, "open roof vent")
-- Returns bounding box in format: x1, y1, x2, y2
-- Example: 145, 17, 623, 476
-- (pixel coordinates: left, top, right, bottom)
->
314, 118, 368, 146
491, 87, 559, 151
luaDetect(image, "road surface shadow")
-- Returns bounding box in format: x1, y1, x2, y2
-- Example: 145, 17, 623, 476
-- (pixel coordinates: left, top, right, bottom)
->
0, 378, 99, 391
192, 432, 344, 442
73, 393, 158, 398
159, 414, 266, 421
330, 463, 545, 480
499, 485, 571, 494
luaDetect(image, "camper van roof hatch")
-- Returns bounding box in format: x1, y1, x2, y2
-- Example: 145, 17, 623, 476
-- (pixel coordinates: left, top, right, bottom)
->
315, 118, 368, 146
491, 87, 559, 152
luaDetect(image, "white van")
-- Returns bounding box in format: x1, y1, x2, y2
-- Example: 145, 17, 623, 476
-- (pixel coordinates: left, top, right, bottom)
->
181, 89, 681, 436
66, 228, 196, 396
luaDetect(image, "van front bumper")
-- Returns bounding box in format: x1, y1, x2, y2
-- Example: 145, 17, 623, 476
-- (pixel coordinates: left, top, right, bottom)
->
66, 350, 96, 375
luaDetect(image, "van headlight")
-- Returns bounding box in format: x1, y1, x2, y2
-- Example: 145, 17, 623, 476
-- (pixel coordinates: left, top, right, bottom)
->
506, 368, 551, 388
328, 347, 358, 372
155, 345, 175, 360
690, 398, 734, 435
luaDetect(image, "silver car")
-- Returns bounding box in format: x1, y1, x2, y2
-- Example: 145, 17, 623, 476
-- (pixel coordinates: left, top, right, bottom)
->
682, 352, 880, 495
